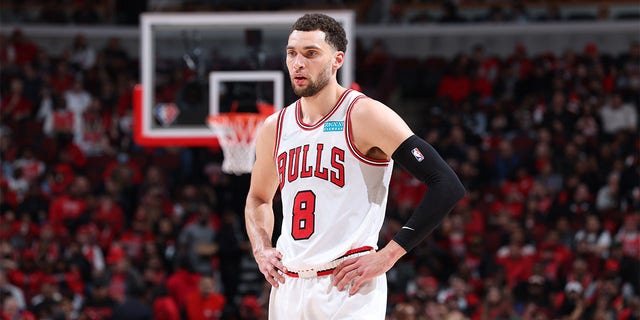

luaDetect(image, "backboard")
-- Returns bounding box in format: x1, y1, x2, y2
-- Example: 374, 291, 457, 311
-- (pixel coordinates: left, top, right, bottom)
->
135, 11, 356, 147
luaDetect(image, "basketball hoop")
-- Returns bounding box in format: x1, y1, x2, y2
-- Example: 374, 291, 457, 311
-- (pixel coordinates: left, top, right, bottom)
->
207, 113, 267, 175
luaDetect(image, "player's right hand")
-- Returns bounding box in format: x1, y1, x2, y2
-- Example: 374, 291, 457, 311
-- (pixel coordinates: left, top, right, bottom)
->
254, 247, 287, 287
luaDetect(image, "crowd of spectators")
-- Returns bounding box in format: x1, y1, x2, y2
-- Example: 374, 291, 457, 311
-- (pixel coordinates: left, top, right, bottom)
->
0, 14, 639, 320
374, 38, 640, 319
2, 0, 639, 25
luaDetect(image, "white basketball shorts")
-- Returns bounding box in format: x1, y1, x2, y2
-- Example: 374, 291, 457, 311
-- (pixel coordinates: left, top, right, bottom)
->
268, 273, 387, 319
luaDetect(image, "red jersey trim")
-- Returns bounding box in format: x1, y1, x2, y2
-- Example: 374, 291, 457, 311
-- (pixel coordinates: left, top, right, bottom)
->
345, 96, 391, 166
295, 89, 352, 130
343, 245, 374, 256
274, 107, 288, 160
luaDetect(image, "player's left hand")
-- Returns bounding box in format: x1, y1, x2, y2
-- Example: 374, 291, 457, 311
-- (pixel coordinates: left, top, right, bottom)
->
332, 250, 395, 295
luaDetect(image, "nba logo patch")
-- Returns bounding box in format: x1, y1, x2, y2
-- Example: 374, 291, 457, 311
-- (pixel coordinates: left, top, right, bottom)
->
411, 147, 424, 162
154, 103, 180, 126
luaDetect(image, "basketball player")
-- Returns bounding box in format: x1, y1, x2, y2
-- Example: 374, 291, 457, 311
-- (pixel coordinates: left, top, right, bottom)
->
245, 13, 466, 319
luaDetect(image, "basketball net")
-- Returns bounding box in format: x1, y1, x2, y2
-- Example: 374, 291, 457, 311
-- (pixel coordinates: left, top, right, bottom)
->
207, 113, 267, 175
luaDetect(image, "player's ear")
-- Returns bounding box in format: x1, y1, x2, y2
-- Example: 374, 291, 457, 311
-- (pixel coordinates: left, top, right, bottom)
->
332, 51, 344, 71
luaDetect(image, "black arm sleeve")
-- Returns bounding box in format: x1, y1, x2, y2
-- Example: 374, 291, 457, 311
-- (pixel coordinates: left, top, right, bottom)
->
391, 134, 466, 252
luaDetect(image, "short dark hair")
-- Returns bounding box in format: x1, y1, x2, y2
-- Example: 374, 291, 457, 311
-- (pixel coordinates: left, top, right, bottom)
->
291, 13, 347, 53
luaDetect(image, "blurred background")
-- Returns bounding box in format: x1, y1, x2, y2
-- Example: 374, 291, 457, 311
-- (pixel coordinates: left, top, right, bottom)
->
0, 1, 639, 319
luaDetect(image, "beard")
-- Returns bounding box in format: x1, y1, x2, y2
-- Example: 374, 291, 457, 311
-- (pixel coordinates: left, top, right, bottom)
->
291, 63, 332, 97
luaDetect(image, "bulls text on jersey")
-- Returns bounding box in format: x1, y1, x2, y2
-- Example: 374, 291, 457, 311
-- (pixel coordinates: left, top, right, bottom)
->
277, 143, 345, 189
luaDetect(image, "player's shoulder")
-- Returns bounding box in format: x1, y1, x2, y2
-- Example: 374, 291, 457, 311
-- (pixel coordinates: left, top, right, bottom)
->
261, 108, 285, 131
350, 95, 395, 120
263, 110, 280, 126
253, 110, 281, 145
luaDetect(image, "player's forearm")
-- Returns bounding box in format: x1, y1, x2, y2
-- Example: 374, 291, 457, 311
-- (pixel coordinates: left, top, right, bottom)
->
379, 240, 407, 266
245, 198, 276, 255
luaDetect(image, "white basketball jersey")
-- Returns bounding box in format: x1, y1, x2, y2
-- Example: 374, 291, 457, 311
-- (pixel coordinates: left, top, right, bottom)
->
274, 89, 393, 270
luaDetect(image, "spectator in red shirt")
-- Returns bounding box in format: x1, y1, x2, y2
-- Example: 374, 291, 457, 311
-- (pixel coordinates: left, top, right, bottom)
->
508, 43, 533, 80
48, 176, 90, 233
118, 218, 154, 266
238, 295, 263, 320
437, 55, 472, 106
6, 29, 38, 66
152, 286, 180, 320
185, 275, 226, 320
166, 259, 201, 312
471, 69, 494, 103
30, 223, 61, 266
495, 226, 537, 287
494, 184, 525, 219
42, 94, 74, 138
93, 194, 125, 235
56, 133, 87, 170
536, 231, 573, 283
7, 250, 46, 302
1, 78, 33, 124
48, 62, 74, 96
45, 163, 75, 197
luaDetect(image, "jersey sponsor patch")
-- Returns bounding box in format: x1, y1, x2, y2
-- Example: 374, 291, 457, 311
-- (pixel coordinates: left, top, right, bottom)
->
411, 147, 424, 162
323, 121, 344, 132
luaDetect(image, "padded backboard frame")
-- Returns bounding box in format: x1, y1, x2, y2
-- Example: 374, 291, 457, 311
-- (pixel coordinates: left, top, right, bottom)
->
136, 11, 355, 147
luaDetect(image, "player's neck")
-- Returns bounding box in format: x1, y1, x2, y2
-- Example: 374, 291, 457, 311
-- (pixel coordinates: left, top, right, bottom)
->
299, 83, 346, 124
